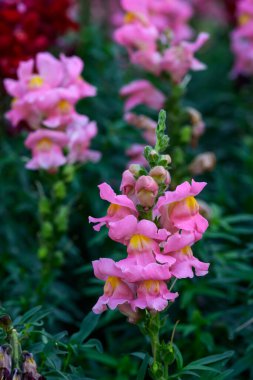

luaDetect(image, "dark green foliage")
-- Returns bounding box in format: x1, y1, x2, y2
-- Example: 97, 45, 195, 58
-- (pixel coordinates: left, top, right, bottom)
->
0, 7, 253, 380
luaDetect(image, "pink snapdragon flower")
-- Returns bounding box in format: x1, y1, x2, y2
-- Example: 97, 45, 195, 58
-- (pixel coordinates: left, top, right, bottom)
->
169, 246, 209, 279
4, 52, 96, 129
120, 0, 192, 39
120, 169, 136, 200
89, 183, 138, 231
231, 0, 253, 76
67, 117, 101, 164
108, 215, 169, 265
161, 32, 209, 83
132, 280, 178, 311
154, 180, 209, 237
5, 52, 100, 172
92, 259, 135, 314
158, 231, 209, 278
120, 80, 165, 111
25, 130, 68, 170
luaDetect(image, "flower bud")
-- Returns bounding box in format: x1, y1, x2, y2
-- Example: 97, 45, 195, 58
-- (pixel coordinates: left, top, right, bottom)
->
149, 166, 171, 186
120, 170, 136, 198
159, 154, 172, 165
128, 164, 142, 176
135, 175, 158, 208
53, 181, 66, 200
149, 149, 159, 161
0, 315, 12, 330
189, 152, 216, 175
187, 107, 205, 147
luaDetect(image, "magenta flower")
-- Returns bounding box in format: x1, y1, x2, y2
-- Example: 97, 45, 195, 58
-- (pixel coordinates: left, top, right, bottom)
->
132, 280, 178, 312
120, 80, 165, 111
154, 180, 209, 237
25, 130, 68, 171
89, 183, 138, 231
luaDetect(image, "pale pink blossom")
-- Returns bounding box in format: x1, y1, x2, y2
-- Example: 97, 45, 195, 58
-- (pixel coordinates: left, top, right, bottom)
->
154, 180, 209, 237
4, 52, 96, 129
121, 0, 192, 38
155, 227, 210, 279
92, 259, 135, 314
132, 280, 178, 311
89, 183, 138, 231
67, 117, 101, 164
108, 215, 169, 265
169, 246, 209, 279
25, 130, 68, 171
120, 80, 165, 111
161, 33, 209, 83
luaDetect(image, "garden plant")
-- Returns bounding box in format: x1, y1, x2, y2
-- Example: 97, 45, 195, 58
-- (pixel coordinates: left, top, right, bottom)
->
0, 0, 253, 379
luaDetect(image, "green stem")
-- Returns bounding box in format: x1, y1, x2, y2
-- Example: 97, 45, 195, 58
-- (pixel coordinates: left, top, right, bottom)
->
10, 328, 21, 369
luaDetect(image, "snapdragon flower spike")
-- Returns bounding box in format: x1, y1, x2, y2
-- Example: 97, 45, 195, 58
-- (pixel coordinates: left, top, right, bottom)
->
89, 183, 138, 231
91, 110, 209, 319
108, 215, 170, 265
154, 180, 208, 238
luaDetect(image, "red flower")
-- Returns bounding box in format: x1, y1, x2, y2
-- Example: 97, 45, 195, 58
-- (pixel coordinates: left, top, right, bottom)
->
0, 0, 78, 78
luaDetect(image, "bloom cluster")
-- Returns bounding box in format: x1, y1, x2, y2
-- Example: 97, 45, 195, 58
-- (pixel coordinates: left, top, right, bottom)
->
114, 0, 208, 83
89, 113, 209, 321
231, 0, 253, 76
114, 0, 209, 165
0, 0, 77, 78
4, 53, 100, 171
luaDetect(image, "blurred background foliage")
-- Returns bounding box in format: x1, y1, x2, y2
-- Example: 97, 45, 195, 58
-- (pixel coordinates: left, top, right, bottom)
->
0, 2, 253, 379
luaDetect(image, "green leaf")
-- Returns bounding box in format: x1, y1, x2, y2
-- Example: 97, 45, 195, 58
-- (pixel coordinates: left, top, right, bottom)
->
136, 353, 150, 380
70, 312, 100, 344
